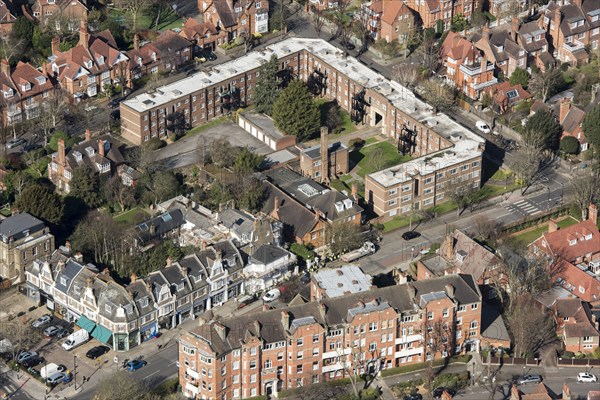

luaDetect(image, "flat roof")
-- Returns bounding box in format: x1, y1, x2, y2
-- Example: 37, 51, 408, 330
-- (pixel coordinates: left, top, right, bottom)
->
313, 265, 372, 298
241, 112, 286, 139
302, 142, 347, 159
123, 38, 485, 186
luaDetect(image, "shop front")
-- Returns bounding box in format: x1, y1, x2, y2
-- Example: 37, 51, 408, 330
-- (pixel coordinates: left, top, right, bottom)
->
140, 321, 159, 343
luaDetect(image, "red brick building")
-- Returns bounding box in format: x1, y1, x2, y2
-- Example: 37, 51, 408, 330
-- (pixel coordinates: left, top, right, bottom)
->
553, 298, 600, 354
179, 274, 482, 399
198, 0, 269, 46
31, 0, 88, 31
404, 0, 479, 31
0, 0, 16, 34
368, 0, 416, 43
558, 98, 588, 151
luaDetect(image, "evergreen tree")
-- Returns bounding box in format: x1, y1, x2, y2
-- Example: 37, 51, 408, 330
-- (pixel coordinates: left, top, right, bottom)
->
252, 54, 279, 115
524, 109, 562, 151
509, 67, 529, 89
582, 103, 600, 150
16, 185, 64, 225
70, 165, 102, 208
272, 80, 321, 142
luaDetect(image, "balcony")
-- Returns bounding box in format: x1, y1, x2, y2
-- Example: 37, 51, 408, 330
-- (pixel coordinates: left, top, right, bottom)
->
24, 100, 39, 110
459, 62, 494, 77
322, 362, 344, 373
185, 382, 200, 395
323, 347, 351, 359
395, 334, 423, 345
471, 77, 499, 91
563, 40, 585, 53
394, 347, 423, 358
6, 107, 21, 117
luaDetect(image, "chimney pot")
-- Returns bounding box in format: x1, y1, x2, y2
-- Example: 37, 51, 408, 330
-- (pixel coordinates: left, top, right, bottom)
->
589, 203, 598, 225
445, 284, 455, 298
548, 219, 558, 233
85, 129, 91, 141
98, 139, 105, 157
131, 273, 138, 283
51, 37, 60, 55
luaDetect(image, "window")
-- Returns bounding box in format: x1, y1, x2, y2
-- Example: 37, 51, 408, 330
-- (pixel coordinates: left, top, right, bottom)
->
443, 308, 449, 317
296, 365, 303, 373
264, 359, 272, 369
250, 374, 256, 383
250, 347, 257, 356
313, 348, 319, 356
297, 351, 303, 359
583, 336, 593, 342
427, 312, 434, 320
458, 305, 466, 312
470, 320, 478, 329
277, 352, 283, 361
369, 322, 378, 332
313, 334, 319, 343
471, 304, 478, 310
249, 360, 256, 369
389, 189, 398, 195
233, 361, 240, 370
312, 361, 319, 370
297, 338, 304, 346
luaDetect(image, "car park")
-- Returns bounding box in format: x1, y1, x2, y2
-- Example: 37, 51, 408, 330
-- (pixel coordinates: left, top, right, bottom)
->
262, 288, 281, 303
476, 121, 491, 134
43, 325, 62, 337
41, 363, 66, 379
517, 375, 542, 385
17, 351, 38, 364
32, 314, 52, 328
55, 328, 69, 339
6, 138, 26, 149
125, 359, 147, 371
402, 231, 421, 241
577, 372, 597, 383
86, 345, 110, 360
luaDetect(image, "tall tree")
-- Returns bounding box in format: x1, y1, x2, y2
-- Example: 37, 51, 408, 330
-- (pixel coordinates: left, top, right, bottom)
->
509, 67, 529, 88
420, 79, 455, 112
210, 138, 237, 168
567, 169, 600, 220
117, 0, 150, 32
509, 143, 543, 194
104, 175, 136, 211
233, 147, 264, 175
94, 370, 147, 400
528, 66, 564, 102
523, 109, 562, 151
253, 54, 279, 115
582, 103, 600, 150
15, 184, 64, 225
272, 79, 320, 141
148, 170, 180, 203
325, 220, 362, 256
70, 165, 102, 208
507, 294, 557, 357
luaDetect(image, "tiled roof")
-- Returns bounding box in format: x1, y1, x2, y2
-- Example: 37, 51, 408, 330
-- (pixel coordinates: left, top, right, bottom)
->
0, 212, 46, 241
561, 106, 585, 136
535, 220, 600, 263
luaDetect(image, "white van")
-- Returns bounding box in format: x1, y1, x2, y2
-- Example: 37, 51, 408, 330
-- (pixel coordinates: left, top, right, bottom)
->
61, 329, 89, 351
41, 363, 65, 379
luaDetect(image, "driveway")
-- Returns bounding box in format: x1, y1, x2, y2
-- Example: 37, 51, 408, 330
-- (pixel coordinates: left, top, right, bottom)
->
152, 121, 273, 170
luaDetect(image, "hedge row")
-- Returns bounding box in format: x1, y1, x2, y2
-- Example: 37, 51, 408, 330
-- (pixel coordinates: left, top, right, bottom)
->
380, 355, 471, 378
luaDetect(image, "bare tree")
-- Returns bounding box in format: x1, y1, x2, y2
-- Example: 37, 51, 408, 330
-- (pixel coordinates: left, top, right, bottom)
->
528, 66, 564, 103
338, 341, 382, 398
117, 0, 150, 32
325, 219, 363, 255
508, 143, 543, 194
567, 169, 600, 220
104, 175, 136, 212
423, 319, 452, 391
420, 79, 455, 112
507, 294, 557, 357
392, 63, 419, 89
0, 34, 25, 65
477, 365, 503, 400
36, 89, 69, 146
0, 320, 42, 362
94, 370, 147, 400
472, 215, 500, 242
312, 7, 326, 37
447, 180, 481, 216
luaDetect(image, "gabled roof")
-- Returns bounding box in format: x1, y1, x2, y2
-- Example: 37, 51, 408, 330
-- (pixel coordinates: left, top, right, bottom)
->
534, 219, 600, 263
480, 303, 510, 342
440, 31, 480, 63
250, 244, 290, 265
441, 229, 500, 282
134, 209, 185, 245
561, 105, 585, 136
145, 30, 191, 57
64, 133, 124, 172
555, 297, 600, 339
369, 0, 411, 26
182, 18, 218, 39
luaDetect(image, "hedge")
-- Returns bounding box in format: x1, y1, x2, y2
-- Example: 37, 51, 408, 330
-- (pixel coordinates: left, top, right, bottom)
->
278, 379, 351, 398
380, 355, 471, 378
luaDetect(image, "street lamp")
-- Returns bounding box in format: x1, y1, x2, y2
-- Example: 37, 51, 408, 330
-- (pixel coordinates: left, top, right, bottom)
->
73, 355, 77, 391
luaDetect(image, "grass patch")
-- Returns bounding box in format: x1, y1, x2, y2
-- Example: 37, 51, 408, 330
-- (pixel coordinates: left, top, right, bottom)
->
381, 355, 471, 377
351, 141, 411, 177
430, 200, 457, 215
382, 214, 421, 232
110, 8, 183, 34
365, 137, 379, 145
113, 207, 150, 224
512, 216, 579, 245
490, 169, 512, 181
480, 183, 520, 199
185, 117, 228, 137
0, 207, 12, 217
334, 108, 356, 135
340, 174, 354, 183
330, 179, 349, 193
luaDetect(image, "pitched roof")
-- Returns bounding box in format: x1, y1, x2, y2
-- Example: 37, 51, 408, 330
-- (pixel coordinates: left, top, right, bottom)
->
441, 32, 478, 62
480, 303, 510, 342
372, 0, 411, 26
490, 81, 532, 107
535, 219, 600, 263
555, 297, 600, 339
189, 274, 480, 356
135, 209, 185, 245
250, 244, 290, 265
64, 134, 124, 172
0, 213, 46, 241
561, 105, 585, 136
441, 230, 500, 282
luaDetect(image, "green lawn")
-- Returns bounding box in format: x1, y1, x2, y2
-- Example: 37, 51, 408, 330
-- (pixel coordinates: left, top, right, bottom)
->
110, 7, 183, 35
185, 117, 228, 137
490, 169, 513, 181
350, 141, 411, 177
114, 207, 150, 224
365, 137, 379, 145
513, 216, 579, 245
330, 179, 348, 193
333, 108, 356, 136
430, 200, 457, 215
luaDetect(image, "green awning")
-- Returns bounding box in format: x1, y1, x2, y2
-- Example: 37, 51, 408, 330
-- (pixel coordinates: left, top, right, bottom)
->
76, 316, 97, 333
91, 324, 112, 345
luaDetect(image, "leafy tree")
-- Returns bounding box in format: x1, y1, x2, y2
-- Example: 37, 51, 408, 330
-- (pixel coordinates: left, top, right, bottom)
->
210, 138, 237, 168
49, 131, 70, 152
32, 27, 52, 58
15, 184, 64, 225
233, 147, 264, 175
10, 17, 34, 53
235, 176, 266, 212
559, 136, 579, 154
148, 171, 180, 203
69, 165, 102, 208
523, 109, 562, 151
450, 13, 468, 32
253, 54, 279, 115
272, 80, 321, 142
509, 67, 529, 89
582, 103, 600, 150
326, 220, 362, 256
4, 170, 33, 198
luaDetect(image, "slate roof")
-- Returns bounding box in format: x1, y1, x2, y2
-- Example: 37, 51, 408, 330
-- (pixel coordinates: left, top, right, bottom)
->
95, 271, 139, 323
306, 190, 363, 222
126, 280, 156, 317
517, 21, 548, 53
261, 181, 317, 240
64, 134, 124, 173
0, 213, 46, 242
189, 274, 480, 355
54, 259, 84, 294
480, 303, 510, 342
302, 142, 347, 160
134, 209, 185, 245
250, 244, 290, 265
217, 208, 255, 239
555, 298, 600, 339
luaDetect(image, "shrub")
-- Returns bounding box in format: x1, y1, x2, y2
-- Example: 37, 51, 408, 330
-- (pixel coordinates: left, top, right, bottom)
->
560, 136, 580, 154
349, 138, 366, 149
359, 387, 381, 400
144, 137, 167, 150
562, 351, 575, 359
433, 371, 470, 390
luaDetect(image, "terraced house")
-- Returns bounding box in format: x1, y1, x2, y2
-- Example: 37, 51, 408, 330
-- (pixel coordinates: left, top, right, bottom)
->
179, 274, 482, 399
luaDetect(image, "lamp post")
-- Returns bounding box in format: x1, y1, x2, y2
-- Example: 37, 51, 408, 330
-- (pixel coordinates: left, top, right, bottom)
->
73, 355, 77, 391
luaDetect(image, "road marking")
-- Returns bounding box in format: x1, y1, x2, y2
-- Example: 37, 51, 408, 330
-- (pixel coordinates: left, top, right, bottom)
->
143, 371, 160, 379
167, 361, 177, 366
531, 210, 542, 215
514, 200, 527, 206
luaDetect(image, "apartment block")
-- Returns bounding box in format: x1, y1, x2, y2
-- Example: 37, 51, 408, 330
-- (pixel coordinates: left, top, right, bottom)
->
404, 0, 479, 31
179, 274, 482, 399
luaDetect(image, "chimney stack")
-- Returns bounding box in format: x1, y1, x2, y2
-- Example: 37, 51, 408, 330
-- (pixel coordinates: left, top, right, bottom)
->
511, 17, 520, 38
85, 129, 91, 141
548, 219, 558, 233
445, 234, 454, 260
51, 37, 60, 55
480, 54, 488, 74
0, 59, 9, 77
201, 240, 207, 250
98, 139, 105, 157
166, 256, 173, 267
562, 383, 571, 400
351, 184, 358, 201
131, 273, 138, 283
58, 139, 66, 166
559, 98, 571, 124
79, 19, 89, 49
74, 252, 84, 263
272, 196, 280, 219
320, 126, 329, 184
445, 284, 455, 298
214, 322, 226, 340
407, 284, 416, 300
589, 203, 598, 225
281, 311, 290, 331
11, 207, 19, 216
134, 34, 140, 51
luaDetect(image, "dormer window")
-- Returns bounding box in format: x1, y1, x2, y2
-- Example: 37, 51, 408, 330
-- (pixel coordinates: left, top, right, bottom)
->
21, 82, 31, 92
48, 0, 55, 3
141, 297, 149, 307
569, 238, 577, 246
585, 233, 592, 240
137, 57, 142, 67
85, 60, 93, 69
455, 250, 467, 263
85, 146, 95, 156
235, 6, 242, 12
97, 56, 104, 65
151, 52, 157, 62
36, 76, 46, 85
105, 304, 112, 313
3, 88, 13, 98
73, 151, 83, 162
177, 282, 184, 291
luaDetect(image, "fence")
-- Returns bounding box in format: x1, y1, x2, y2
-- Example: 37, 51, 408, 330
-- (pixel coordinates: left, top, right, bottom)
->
489, 356, 540, 366
557, 358, 600, 367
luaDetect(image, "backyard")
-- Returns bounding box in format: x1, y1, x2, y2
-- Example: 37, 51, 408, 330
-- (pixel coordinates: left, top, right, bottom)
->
113, 207, 150, 224
350, 141, 412, 177
512, 216, 580, 245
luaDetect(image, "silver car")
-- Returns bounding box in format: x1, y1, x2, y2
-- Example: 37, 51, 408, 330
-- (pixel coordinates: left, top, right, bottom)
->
32, 314, 52, 328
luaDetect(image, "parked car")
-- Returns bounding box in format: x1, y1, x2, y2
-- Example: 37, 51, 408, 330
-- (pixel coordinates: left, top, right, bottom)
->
300, 273, 310, 284
43, 325, 62, 337
342, 40, 355, 50
22, 356, 44, 368
55, 328, 69, 339
24, 143, 42, 152
433, 387, 456, 398
6, 138, 26, 149
204, 51, 217, 61
402, 231, 421, 241
110, 110, 121, 121
262, 288, 281, 303
41, 363, 66, 379
517, 375, 542, 385
125, 359, 147, 372
404, 394, 423, 400
16, 351, 38, 364
108, 97, 123, 108
577, 372, 597, 383
32, 314, 52, 328
46, 371, 69, 386
476, 120, 491, 134
86, 346, 110, 360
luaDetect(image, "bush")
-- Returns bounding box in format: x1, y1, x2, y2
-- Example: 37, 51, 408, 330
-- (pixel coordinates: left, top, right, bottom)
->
290, 243, 315, 262
391, 379, 423, 396
562, 351, 575, 359
349, 138, 365, 149
560, 136, 580, 154
359, 387, 381, 400
381, 355, 471, 377
433, 371, 470, 390
144, 137, 167, 150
